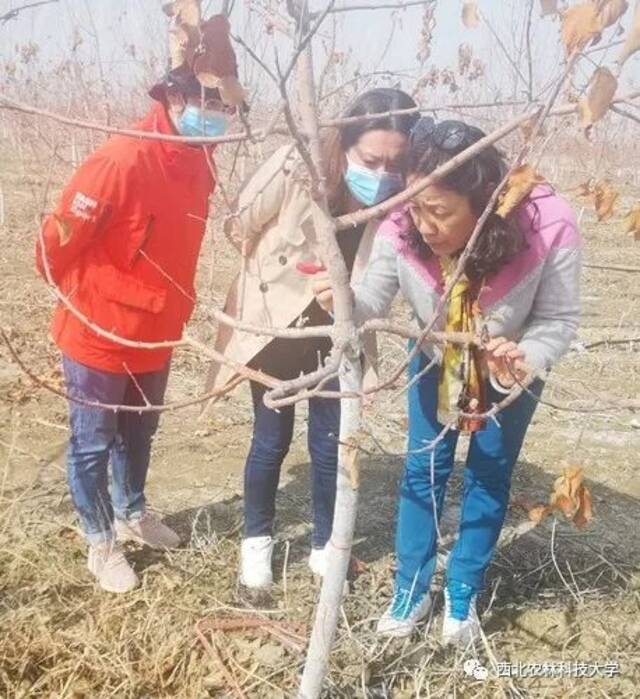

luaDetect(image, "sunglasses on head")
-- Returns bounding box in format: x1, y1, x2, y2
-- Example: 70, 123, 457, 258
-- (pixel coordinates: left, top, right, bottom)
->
411, 117, 485, 152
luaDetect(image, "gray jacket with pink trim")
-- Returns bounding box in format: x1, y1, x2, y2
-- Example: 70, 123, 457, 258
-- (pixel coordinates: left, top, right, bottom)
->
353, 186, 582, 371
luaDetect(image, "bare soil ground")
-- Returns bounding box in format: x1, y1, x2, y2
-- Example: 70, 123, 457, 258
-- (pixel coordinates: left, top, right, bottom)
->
0, 143, 639, 698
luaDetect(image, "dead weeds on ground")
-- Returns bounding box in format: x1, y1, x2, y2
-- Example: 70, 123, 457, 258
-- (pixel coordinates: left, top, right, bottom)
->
1, 487, 639, 698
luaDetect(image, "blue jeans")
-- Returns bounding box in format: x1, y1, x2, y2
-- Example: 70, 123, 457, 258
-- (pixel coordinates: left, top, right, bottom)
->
244, 379, 340, 549
395, 349, 543, 595
62, 356, 170, 544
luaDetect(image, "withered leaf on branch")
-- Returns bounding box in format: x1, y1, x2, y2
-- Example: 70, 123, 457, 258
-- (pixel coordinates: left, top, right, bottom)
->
594, 180, 619, 220
520, 116, 547, 141
165, 0, 201, 70
462, 1, 480, 28
617, 0, 640, 63
496, 165, 546, 218
596, 0, 629, 27
169, 25, 195, 70
561, 2, 603, 54
540, 0, 559, 16
574, 179, 619, 220
343, 430, 368, 489
163, 0, 201, 27
192, 16, 244, 105
623, 205, 640, 240
574, 179, 596, 199
579, 66, 618, 129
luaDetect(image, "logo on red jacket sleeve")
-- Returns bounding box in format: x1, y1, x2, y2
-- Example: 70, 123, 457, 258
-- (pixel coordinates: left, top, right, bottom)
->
69, 191, 99, 221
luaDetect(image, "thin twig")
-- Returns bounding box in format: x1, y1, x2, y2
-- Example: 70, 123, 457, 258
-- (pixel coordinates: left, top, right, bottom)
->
0, 0, 58, 23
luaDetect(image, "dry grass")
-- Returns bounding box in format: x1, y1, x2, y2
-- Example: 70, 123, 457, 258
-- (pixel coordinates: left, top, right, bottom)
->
1, 491, 639, 698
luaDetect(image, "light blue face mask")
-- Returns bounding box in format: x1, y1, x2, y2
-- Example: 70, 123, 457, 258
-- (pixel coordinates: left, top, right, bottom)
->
344, 156, 404, 206
177, 104, 230, 137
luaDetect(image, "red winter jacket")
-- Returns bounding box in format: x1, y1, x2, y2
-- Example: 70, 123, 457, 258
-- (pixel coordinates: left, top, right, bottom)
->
36, 103, 215, 373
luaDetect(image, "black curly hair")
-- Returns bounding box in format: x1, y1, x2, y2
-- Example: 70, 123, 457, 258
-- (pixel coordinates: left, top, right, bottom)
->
403, 117, 526, 282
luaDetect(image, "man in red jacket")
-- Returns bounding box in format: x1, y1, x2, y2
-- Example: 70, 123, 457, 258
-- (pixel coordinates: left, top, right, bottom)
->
37, 21, 244, 592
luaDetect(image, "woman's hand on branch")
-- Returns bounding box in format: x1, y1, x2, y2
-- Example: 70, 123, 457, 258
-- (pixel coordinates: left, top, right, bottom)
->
484, 336, 527, 389
311, 272, 334, 314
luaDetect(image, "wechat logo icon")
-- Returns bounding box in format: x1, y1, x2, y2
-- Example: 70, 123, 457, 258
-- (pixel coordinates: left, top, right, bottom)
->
463, 659, 489, 680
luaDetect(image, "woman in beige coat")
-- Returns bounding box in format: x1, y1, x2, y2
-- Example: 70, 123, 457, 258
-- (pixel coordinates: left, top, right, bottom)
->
207, 89, 419, 588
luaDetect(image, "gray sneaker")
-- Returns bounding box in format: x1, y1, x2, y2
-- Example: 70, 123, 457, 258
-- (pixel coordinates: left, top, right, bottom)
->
88, 541, 139, 593
115, 512, 181, 550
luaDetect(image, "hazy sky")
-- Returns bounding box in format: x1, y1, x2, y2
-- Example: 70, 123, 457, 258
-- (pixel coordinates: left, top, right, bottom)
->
0, 0, 638, 114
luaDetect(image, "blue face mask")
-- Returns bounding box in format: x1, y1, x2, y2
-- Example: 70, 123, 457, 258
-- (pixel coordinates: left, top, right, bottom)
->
176, 104, 230, 137
344, 156, 404, 206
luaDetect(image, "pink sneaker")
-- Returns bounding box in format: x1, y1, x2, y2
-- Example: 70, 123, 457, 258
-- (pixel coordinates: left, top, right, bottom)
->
115, 512, 181, 550
88, 541, 138, 593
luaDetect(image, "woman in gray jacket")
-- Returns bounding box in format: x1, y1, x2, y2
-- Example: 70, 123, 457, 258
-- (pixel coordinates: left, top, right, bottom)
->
314, 117, 581, 645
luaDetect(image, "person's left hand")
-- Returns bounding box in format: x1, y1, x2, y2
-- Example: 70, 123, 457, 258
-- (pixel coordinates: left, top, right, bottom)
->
484, 336, 528, 389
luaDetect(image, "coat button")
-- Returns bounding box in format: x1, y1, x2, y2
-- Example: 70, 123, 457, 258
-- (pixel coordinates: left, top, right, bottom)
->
259, 282, 268, 293
278, 255, 287, 265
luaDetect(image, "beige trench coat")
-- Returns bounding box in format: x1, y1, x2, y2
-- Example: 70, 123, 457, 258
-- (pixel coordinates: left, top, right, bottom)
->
206, 144, 380, 395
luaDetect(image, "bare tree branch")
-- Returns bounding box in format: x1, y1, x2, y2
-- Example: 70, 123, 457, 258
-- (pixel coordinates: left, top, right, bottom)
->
329, 0, 434, 12
0, 0, 58, 24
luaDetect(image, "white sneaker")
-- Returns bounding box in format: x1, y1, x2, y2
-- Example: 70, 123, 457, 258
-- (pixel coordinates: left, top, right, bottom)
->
308, 546, 327, 577
442, 580, 481, 646
376, 589, 433, 638
115, 512, 181, 550
240, 536, 274, 588
88, 541, 139, 593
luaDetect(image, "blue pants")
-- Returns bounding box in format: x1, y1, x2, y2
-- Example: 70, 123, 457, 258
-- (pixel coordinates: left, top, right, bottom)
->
395, 350, 543, 594
62, 356, 170, 544
244, 379, 340, 549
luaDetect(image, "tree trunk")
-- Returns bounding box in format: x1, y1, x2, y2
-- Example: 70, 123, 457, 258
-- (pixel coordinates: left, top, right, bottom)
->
298, 354, 362, 698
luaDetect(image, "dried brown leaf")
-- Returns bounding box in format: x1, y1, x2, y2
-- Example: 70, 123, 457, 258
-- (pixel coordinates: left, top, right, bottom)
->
579, 66, 618, 129
350, 556, 369, 576
528, 504, 553, 524
190, 15, 244, 105
520, 116, 547, 141
168, 25, 193, 70
561, 2, 603, 54
595, 0, 628, 27
594, 180, 619, 220
550, 465, 594, 529
573, 487, 594, 529
574, 180, 595, 199
195, 71, 221, 89
618, 0, 640, 63
623, 205, 640, 240
163, 0, 200, 27
462, 1, 480, 28
540, 0, 559, 16
343, 430, 368, 489
496, 165, 546, 218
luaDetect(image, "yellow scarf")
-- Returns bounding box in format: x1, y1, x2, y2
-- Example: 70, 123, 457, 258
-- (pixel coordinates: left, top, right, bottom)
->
438, 257, 487, 432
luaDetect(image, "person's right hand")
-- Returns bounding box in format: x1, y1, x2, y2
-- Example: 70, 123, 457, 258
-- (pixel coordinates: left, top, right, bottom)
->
311, 272, 334, 314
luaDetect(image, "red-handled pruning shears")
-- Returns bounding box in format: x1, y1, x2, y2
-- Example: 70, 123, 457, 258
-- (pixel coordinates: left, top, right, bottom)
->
296, 261, 327, 275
